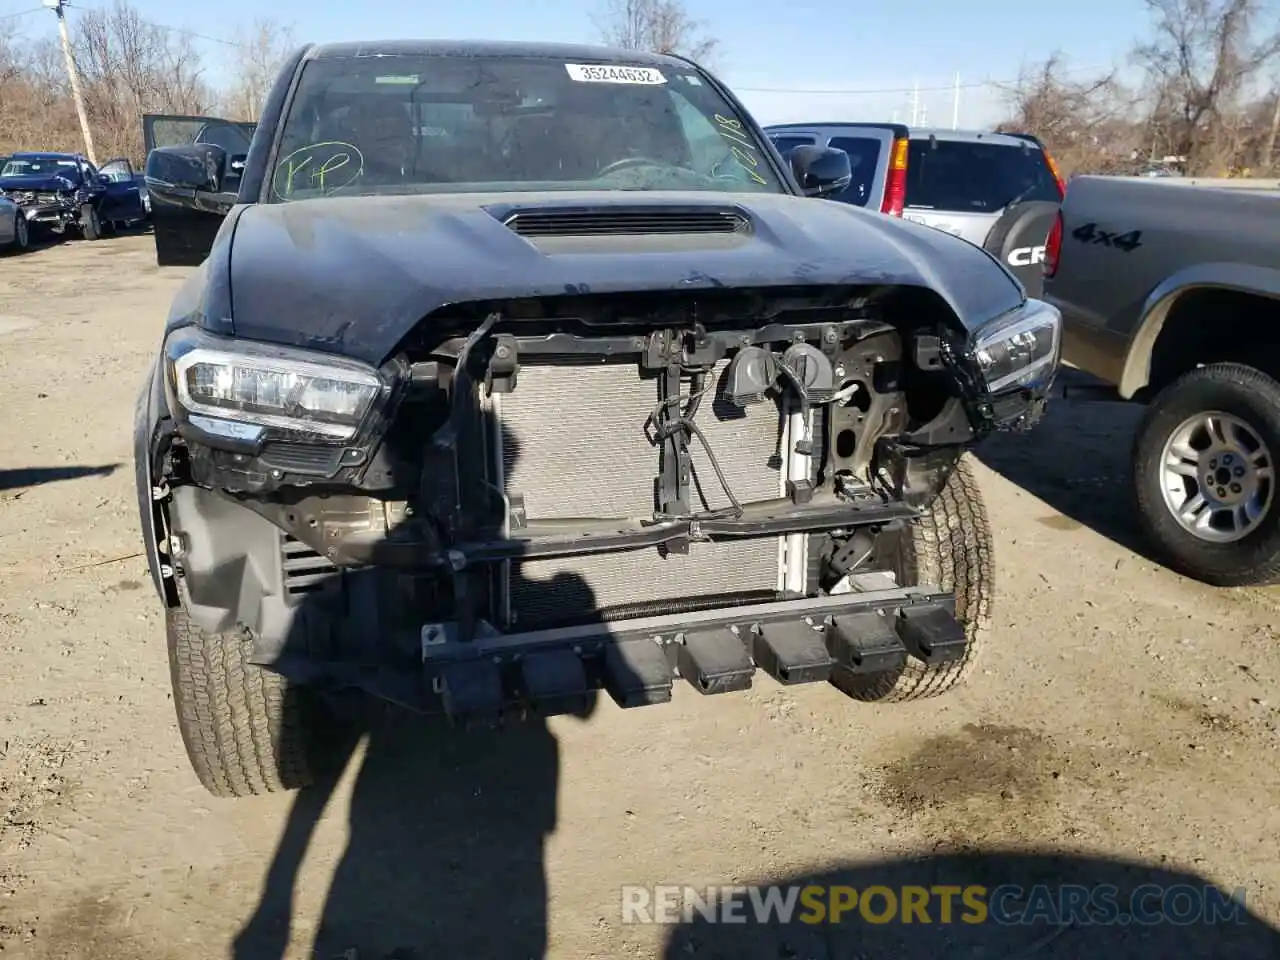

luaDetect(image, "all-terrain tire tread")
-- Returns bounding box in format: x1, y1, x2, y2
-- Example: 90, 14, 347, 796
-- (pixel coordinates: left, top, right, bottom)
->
1132, 362, 1280, 587
830, 454, 994, 703
167, 608, 314, 798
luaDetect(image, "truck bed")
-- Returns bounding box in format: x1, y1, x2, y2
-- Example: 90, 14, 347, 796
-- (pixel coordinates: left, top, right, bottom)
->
1045, 175, 1280, 396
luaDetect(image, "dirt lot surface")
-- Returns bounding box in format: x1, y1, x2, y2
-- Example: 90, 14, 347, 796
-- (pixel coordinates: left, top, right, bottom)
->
2, 234, 1280, 960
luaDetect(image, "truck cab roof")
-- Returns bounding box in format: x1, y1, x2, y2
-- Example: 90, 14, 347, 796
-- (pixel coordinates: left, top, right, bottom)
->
304, 38, 691, 67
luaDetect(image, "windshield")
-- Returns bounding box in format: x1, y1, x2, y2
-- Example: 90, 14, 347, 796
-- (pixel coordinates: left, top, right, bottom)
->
1, 157, 78, 178
904, 139, 1060, 212
267, 54, 786, 202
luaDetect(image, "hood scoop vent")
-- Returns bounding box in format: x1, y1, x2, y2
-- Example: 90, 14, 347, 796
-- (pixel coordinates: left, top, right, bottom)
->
501, 205, 751, 238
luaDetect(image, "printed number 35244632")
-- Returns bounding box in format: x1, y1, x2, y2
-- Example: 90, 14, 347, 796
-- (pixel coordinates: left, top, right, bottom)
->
564, 63, 667, 84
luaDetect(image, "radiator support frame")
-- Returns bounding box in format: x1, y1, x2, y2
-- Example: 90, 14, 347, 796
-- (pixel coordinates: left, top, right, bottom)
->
392, 317, 920, 644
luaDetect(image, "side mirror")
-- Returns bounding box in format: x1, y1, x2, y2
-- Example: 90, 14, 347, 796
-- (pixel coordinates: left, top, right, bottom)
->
97, 173, 112, 185
144, 143, 236, 214
145, 143, 226, 193
229, 154, 247, 174
790, 145, 852, 198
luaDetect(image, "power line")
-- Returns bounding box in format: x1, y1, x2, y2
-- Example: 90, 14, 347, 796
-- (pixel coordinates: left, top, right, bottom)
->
42, 0, 245, 46
739, 79, 1007, 95
733, 63, 1118, 97
149, 20, 244, 48
0, 7, 43, 22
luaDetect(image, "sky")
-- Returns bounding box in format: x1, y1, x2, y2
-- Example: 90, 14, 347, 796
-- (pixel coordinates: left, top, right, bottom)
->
2, 0, 1159, 129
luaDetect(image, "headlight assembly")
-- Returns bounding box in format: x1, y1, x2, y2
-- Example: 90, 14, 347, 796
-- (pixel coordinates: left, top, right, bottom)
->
164, 329, 386, 443
970, 299, 1062, 393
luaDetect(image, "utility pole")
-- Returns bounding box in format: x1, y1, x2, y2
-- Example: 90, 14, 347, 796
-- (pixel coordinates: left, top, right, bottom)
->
1266, 89, 1280, 174
910, 80, 919, 126
951, 72, 960, 129
42, 0, 96, 165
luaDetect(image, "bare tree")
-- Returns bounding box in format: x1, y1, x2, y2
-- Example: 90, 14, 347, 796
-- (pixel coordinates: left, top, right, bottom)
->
995, 54, 1138, 174
1133, 0, 1280, 174
0, 0, 215, 160
1262, 85, 1280, 171
70, 0, 215, 161
0, 33, 81, 154
593, 0, 718, 64
225, 18, 296, 122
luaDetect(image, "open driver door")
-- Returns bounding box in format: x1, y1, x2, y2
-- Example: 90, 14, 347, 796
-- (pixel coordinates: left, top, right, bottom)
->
142, 114, 257, 267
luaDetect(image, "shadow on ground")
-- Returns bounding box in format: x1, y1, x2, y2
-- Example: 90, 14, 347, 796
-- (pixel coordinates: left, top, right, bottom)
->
232, 700, 563, 959
230, 409, 595, 960
659, 850, 1280, 959
973, 368, 1155, 557
0, 464, 119, 492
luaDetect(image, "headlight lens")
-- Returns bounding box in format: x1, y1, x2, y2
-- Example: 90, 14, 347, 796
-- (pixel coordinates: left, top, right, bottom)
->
168, 336, 383, 442
971, 299, 1062, 393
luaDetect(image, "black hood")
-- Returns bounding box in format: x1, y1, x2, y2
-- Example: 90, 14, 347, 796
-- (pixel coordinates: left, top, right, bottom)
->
225, 191, 1025, 365
0, 175, 77, 193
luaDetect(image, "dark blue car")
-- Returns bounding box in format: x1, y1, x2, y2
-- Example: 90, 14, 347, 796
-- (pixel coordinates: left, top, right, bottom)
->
0, 151, 147, 240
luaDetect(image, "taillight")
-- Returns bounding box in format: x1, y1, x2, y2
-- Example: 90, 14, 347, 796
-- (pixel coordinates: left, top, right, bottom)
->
1042, 149, 1066, 198
1044, 210, 1063, 279
880, 136, 908, 217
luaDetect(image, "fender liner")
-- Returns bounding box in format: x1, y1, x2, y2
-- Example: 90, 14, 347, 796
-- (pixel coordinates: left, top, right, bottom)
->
133, 356, 178, 605
1120, 262, 1280, 399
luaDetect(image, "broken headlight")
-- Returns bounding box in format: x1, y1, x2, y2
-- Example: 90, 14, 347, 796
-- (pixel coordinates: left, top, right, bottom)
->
970, 298, 1061, 393
164, 329, 386, 443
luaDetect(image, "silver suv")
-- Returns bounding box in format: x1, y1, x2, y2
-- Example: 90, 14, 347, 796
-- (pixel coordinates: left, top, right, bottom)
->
897, 128, 1063, 245
766, 123, 1065, 297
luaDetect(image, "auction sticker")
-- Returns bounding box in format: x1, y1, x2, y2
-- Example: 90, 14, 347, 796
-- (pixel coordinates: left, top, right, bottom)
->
565, 63, 667, 84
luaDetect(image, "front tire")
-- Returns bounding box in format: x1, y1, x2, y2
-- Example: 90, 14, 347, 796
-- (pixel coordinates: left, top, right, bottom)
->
830, 455, 994, 703
79, 203, 102, 241
1132, 362, 1280, 587
4, 213, 29, 253
167, 608, 319, 797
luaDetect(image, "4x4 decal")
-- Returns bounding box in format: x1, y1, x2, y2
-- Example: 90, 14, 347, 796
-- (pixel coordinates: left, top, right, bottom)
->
1070, 221, 1143, 253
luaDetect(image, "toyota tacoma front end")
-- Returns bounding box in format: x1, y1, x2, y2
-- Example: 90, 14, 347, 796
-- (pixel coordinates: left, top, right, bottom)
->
135, 39, 1060, 797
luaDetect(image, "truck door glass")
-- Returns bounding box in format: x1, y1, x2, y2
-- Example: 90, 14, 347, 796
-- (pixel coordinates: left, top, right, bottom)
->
826, 136, 883, 208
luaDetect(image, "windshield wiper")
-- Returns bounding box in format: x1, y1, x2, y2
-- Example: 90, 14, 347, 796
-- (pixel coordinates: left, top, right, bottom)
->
1001, 184, 1039, 209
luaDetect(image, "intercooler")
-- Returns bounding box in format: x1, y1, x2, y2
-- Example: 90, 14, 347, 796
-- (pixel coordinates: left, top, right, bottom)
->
494, 359, 804, 628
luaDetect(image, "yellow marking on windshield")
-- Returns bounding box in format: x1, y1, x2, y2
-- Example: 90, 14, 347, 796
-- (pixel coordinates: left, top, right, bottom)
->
281, 154, 312, 194
714, 115, 767, 186
315, 152, 352, 190
271, 141, 366, 200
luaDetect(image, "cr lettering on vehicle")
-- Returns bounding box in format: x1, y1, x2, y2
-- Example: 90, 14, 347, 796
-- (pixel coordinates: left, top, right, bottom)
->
1008, 245, 1046, 267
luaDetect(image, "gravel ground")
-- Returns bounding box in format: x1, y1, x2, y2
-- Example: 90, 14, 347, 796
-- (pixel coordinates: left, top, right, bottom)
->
1, 234, 1279, 960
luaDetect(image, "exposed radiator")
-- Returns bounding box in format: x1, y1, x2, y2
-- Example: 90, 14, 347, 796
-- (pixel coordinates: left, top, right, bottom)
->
495, 360, 795, 628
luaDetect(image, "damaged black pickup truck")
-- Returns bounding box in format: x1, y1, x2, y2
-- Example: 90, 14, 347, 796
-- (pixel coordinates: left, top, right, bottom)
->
135, 39, 1062, 798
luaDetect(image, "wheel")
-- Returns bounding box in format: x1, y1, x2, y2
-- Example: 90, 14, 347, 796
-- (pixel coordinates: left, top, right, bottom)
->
79, 203, 102, 241
4, 213, 29, 253
830, 454, 994, 703
167, 607, 319, 797
1132, 362, 1280, 586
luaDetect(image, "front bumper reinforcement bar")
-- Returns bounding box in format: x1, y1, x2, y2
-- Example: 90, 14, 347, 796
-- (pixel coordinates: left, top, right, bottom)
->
412, 575, 968, 724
